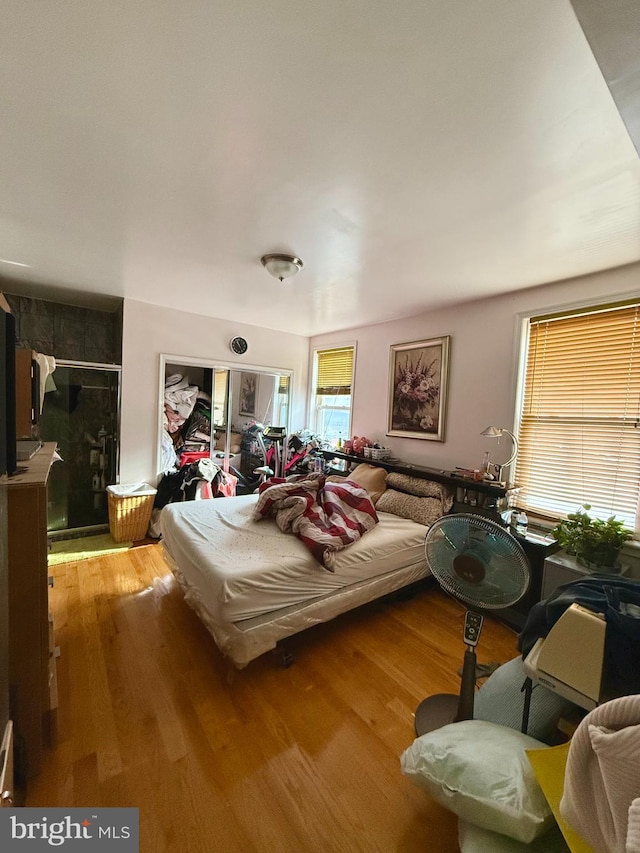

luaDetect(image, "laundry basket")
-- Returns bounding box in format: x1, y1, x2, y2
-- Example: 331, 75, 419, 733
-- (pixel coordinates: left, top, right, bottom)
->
107, 483, 157, 542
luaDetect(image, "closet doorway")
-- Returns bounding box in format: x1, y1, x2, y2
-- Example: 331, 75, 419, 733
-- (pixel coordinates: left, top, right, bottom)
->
159, 355, 292, 484
40, 361, 121, 535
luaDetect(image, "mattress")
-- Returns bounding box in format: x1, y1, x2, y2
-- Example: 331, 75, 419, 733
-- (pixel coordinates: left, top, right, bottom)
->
160, 494, 429, 622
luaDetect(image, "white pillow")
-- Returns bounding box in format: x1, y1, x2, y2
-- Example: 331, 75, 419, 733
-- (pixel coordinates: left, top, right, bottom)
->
400, 720, 554, 843
458, 820, 569, 852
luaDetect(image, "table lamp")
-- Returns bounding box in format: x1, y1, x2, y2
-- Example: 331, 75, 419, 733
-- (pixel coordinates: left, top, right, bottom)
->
481, 426, 518, 484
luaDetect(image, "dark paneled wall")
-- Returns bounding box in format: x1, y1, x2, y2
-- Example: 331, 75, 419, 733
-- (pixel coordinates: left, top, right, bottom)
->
4, 294, 122, 364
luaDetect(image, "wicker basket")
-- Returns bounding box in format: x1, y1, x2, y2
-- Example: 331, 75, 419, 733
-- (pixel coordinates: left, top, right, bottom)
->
370, 447, 392, 461
107, 484, 157, 542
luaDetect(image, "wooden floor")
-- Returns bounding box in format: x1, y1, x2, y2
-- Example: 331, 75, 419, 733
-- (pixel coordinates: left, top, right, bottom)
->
28, 543, 519, 852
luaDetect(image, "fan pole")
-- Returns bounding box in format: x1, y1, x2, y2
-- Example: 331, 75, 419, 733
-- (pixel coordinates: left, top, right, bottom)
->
455, 646, 477, 722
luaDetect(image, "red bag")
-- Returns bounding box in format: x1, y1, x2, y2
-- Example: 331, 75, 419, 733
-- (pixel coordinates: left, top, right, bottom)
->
178, 451, 211, 468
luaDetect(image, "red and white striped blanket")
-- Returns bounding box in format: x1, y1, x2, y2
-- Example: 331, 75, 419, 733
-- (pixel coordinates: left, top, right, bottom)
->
253, 474, 379, 571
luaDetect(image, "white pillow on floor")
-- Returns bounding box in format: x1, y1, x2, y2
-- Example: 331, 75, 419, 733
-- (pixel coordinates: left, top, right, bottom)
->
400, 720, 554, 843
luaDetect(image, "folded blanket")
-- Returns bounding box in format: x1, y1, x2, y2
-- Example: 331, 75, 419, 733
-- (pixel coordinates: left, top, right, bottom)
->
253, 474, 378, 571
560, 693, 640, 853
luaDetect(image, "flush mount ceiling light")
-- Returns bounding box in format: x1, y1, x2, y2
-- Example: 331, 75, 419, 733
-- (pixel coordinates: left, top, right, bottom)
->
260, 253, 303, 282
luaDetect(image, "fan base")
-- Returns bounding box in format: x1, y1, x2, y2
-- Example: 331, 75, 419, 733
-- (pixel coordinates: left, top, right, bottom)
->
414, 694, 459, 737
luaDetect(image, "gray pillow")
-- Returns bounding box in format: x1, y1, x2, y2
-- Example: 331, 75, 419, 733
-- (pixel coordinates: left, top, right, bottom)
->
473, 656, 578, 744
376, 489, 443, 526
386, 472, 443, 497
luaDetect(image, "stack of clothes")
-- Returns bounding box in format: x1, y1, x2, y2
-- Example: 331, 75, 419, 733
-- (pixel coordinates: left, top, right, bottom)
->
163, 373, 212, 464
148, 458, 238, 538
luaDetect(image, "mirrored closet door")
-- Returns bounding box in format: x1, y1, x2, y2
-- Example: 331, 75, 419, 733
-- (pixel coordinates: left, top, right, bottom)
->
159, 355, 291, 487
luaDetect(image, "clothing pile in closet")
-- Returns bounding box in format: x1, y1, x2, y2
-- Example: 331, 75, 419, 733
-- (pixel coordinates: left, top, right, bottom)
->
155, 458, 234, 505
162, 373, 212, 469
148, 457, 238, 537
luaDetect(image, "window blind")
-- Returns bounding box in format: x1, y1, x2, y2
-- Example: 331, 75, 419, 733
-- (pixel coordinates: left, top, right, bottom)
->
212, 369, 228, 422
517, 303, 640, 530
277, 374, 289, 395
316, 347, 354, 396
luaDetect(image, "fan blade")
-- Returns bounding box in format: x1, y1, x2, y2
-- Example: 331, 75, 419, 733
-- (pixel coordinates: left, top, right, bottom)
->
424, 513, 530, 610
439, 517, 471, 553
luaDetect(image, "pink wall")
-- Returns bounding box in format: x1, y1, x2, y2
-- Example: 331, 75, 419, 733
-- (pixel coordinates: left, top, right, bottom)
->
119, 263, 640, 486
311, 263, 640, 477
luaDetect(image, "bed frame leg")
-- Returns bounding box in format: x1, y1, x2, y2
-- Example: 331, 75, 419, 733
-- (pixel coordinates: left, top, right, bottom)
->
282, 651, 295, 668
273, 645, 295, 668
225, 663, 237, 686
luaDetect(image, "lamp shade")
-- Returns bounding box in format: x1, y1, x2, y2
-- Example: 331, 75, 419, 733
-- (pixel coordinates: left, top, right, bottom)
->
261, 253, 303, 282
481, 426, 503, 438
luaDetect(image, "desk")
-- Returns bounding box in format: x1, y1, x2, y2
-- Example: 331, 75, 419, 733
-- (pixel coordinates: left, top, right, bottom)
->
500, 531, 559, 631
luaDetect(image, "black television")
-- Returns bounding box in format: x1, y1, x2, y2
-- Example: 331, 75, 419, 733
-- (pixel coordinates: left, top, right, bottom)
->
0, 309, 17, 476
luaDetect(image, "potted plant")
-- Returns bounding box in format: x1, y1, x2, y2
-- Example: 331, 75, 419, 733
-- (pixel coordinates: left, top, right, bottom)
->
551, 504, 632, 570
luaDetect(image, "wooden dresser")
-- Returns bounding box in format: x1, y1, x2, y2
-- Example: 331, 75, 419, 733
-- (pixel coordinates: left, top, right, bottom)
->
15, 349, 39, 440
7, 442, 57, 782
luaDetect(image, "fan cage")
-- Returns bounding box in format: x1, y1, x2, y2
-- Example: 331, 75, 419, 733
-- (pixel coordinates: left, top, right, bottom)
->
424, 513, 530, 610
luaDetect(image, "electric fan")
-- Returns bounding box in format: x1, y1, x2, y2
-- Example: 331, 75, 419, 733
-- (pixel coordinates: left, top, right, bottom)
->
415, 513, 530, 737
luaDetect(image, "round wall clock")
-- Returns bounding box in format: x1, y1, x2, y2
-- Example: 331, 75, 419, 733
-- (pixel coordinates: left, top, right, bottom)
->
230, 336, 248, 355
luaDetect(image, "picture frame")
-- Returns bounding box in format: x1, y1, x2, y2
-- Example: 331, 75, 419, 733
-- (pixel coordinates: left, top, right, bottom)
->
239, 372, 258, 417
387, 336, 450, 441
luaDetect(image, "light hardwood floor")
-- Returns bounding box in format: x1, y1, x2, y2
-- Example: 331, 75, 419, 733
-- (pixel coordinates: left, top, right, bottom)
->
28, 543, 519, 852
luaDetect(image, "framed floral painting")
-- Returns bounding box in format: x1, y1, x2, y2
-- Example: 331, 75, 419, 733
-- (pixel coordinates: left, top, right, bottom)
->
239, 372, 258, 417
387, 336, 450, 441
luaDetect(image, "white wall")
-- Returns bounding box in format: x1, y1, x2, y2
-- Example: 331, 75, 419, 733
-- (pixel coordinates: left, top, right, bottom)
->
311, 262, 640, 477
120, 300, 309, 484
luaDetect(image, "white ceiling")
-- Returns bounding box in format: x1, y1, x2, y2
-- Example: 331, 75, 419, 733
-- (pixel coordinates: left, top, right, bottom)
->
2, 0, 639, 336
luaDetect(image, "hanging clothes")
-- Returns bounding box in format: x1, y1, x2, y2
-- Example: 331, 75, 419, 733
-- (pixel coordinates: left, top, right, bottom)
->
180, 393, 212, 453
164, 373, 199, 418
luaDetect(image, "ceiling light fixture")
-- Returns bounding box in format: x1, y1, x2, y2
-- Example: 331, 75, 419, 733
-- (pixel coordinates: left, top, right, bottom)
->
261, 253, 303, 282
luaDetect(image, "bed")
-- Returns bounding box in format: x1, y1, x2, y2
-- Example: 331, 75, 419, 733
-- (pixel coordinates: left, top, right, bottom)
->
161, 466, 453, 668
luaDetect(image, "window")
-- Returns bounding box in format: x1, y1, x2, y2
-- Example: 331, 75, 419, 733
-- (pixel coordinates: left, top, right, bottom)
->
311, 345, 355, 446
212, 368, 229, 427
516, 302, 640, 531
274, 374, 290, 427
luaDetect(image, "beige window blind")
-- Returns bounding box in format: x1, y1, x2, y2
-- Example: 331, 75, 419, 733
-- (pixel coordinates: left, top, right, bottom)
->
316, 347, 354, 396
212, 369, 228, 424
517, 303, 640, 530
